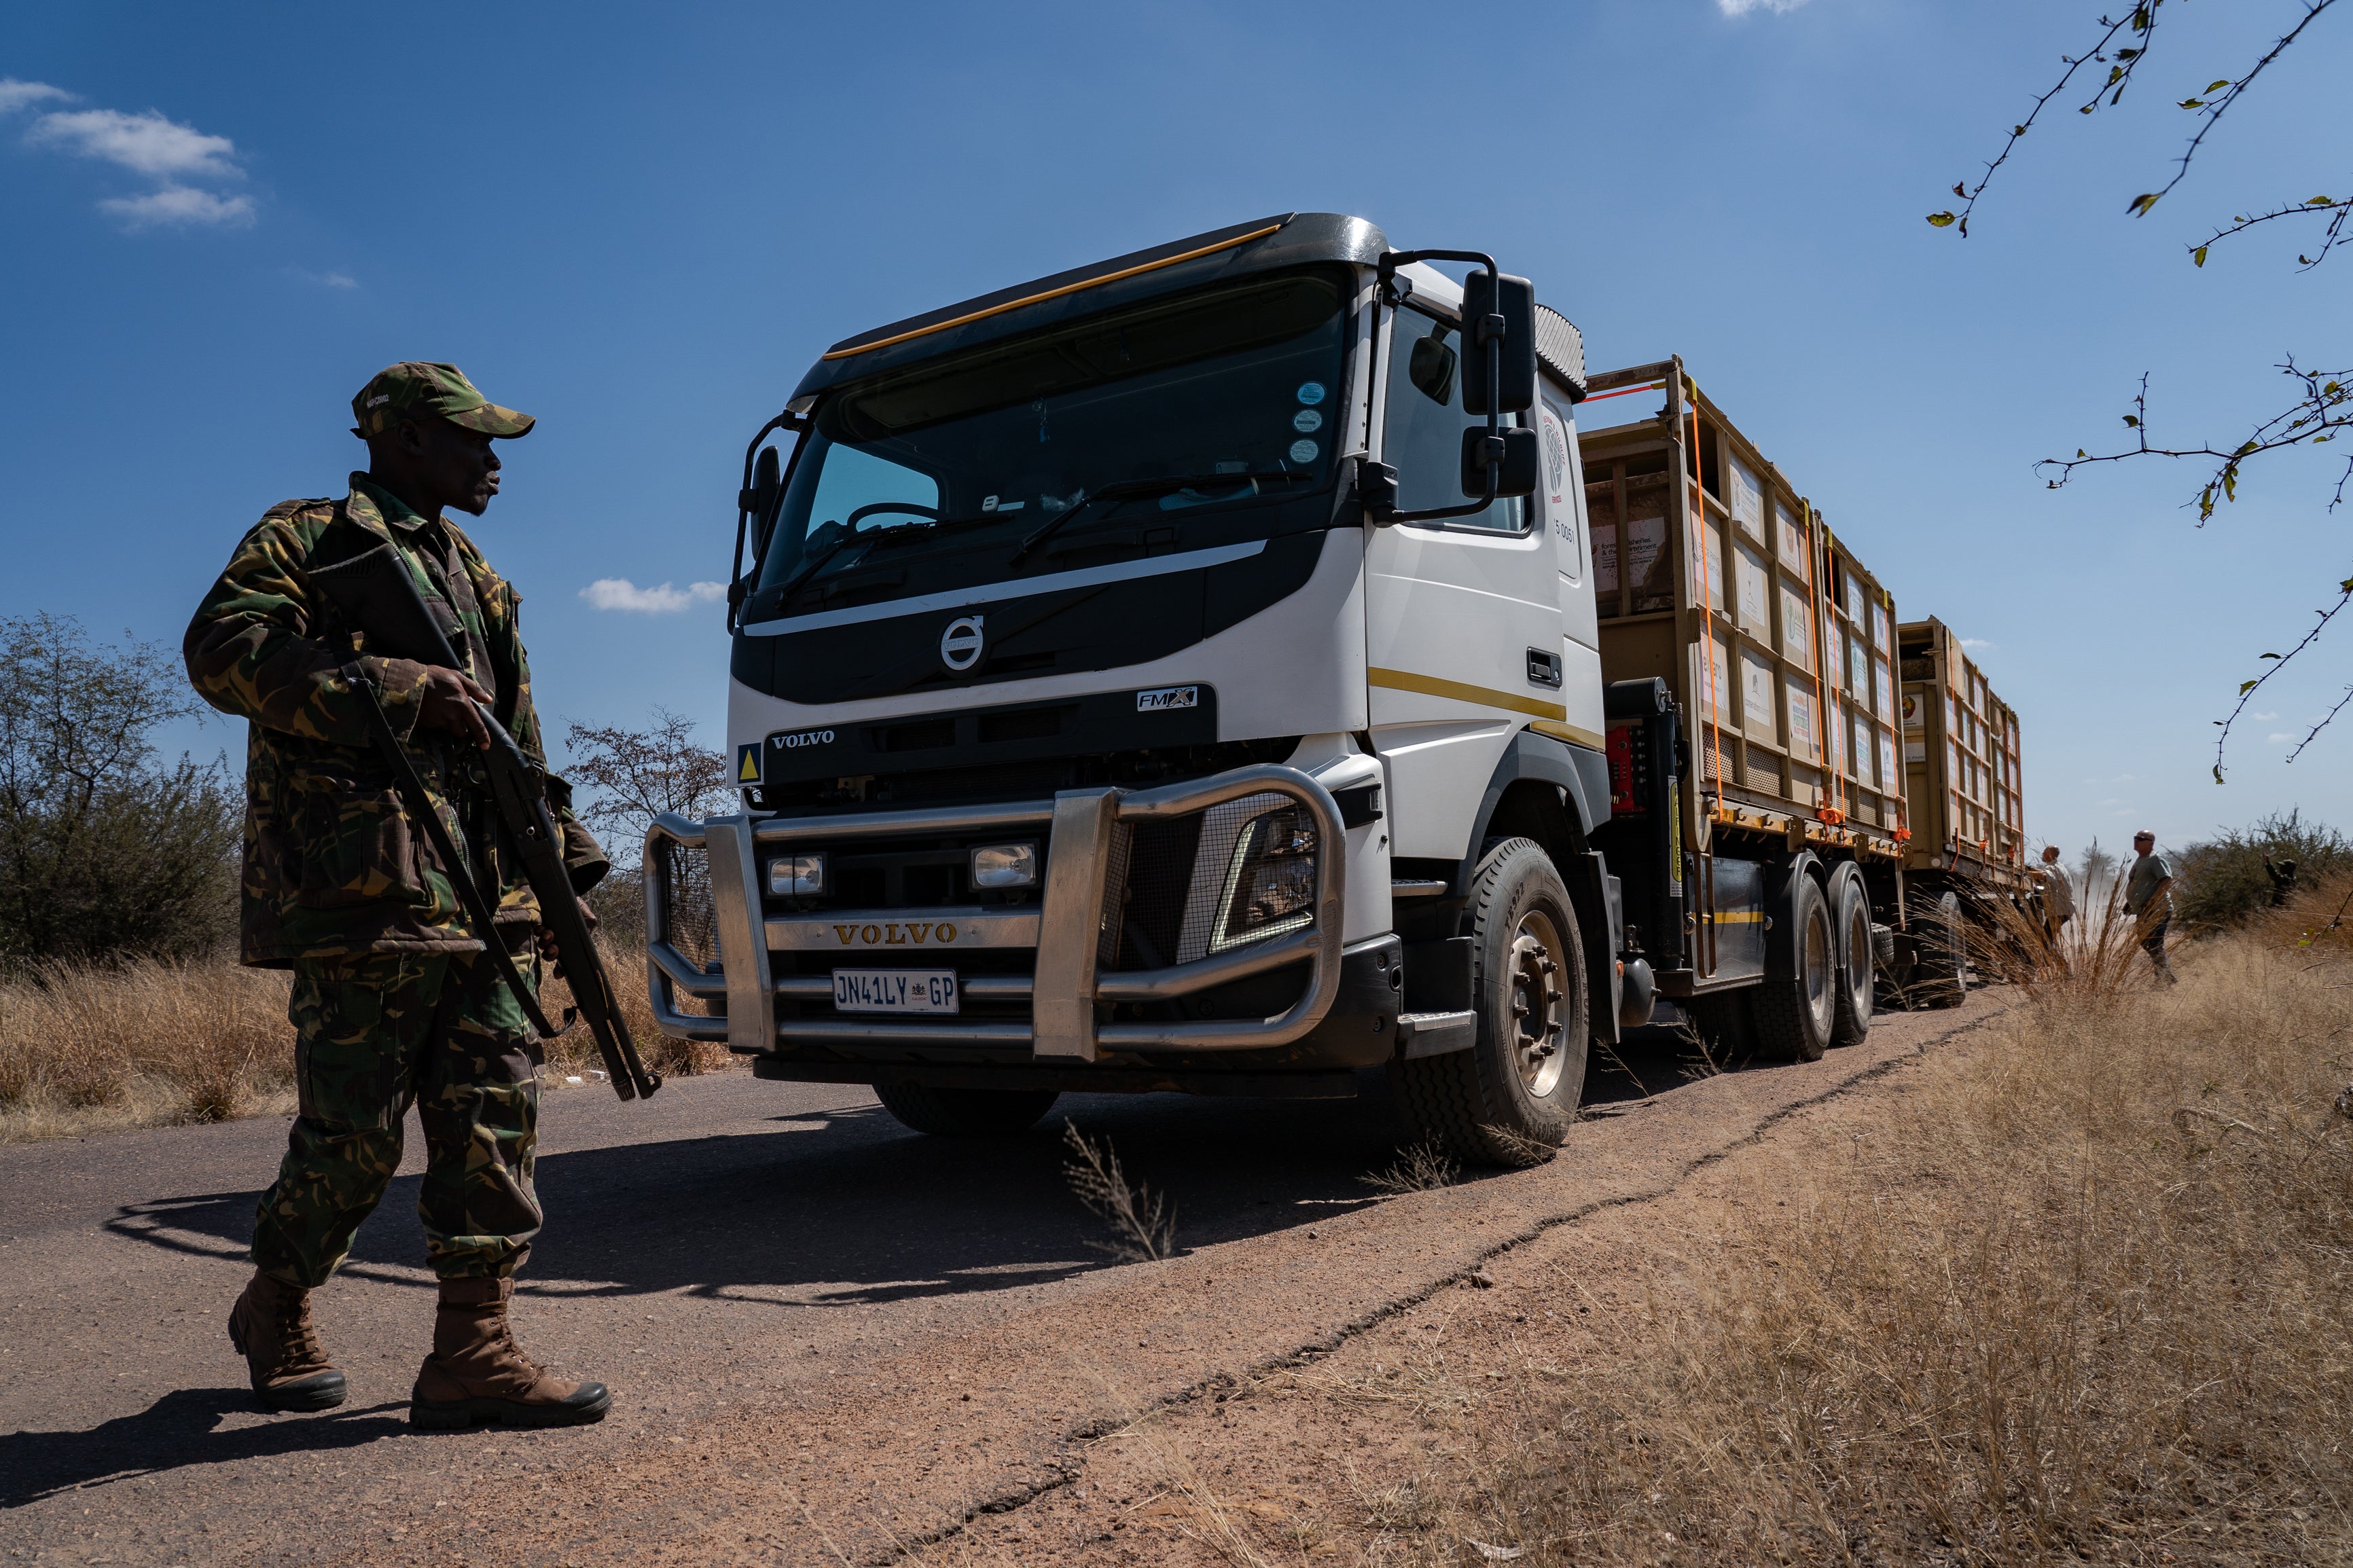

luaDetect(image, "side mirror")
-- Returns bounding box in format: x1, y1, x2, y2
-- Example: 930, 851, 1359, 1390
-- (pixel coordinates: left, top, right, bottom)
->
1460, 426, 1540, 499
1460, 271, 1537, 416
747, 445, 783, 559
1407, 331, 1457, 404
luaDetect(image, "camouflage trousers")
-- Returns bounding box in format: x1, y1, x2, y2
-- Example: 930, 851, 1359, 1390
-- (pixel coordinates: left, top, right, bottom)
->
251, 941, 545, 1288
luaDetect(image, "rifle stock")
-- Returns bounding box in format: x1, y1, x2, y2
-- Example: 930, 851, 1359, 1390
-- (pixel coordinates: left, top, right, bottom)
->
310, 542, 660, 1101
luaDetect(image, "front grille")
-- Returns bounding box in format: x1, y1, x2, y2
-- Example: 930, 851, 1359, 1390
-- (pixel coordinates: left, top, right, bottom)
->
1110, 816, 1204, 969
654, 838, 717, 972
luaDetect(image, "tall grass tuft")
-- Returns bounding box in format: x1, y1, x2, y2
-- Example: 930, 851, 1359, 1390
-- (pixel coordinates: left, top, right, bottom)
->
1969, 863, 2165, 1003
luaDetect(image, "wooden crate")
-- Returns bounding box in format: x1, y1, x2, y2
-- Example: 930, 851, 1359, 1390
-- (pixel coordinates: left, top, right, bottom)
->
1898, 617, 2031, 888
1584, 357, 1908, 867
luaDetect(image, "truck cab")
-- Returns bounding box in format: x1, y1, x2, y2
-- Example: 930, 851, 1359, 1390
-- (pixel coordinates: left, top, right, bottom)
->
645, 213, 1691, 1163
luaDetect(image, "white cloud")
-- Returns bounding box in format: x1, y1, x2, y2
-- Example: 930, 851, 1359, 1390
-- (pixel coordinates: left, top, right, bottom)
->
580, 578, 729, 613
288, 266, 358, 289
1717, 0, 1808, 14
1959, 638, 1994, 651
29, 107, 242, 179
0, 78, 72, 115
98, 183, 254, 229
20, 98, 255, 229
2250, 710, 2279, 721
2269, 731, 2297, 743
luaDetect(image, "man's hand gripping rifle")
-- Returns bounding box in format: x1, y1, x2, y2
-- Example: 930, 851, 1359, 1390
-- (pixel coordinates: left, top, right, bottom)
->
308, 544, 661, 1101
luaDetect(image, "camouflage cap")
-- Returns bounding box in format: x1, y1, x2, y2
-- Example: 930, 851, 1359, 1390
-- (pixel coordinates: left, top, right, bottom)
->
351, 362, 535, 439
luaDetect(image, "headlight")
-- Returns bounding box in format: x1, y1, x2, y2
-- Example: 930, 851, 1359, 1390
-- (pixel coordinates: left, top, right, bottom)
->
1209, 807, 1318, 952
970, 842, 1039, 890
767, 852, 827, 896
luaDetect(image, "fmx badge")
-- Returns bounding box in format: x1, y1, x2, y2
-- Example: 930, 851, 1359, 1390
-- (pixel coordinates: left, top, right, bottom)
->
1136, 684, 1199, 712
736, 744, 762, 786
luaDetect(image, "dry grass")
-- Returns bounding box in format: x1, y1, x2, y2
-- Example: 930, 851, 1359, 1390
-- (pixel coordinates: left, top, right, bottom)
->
1340, 925, 2353, 1565
1063, 1118, 1181, 1262
0, 957, 296, 1141
540, 935, 731, 1082
1, 936, 730, 1143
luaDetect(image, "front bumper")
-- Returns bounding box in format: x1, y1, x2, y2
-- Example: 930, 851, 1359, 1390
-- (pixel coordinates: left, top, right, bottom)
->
643, 763, 1352, 1068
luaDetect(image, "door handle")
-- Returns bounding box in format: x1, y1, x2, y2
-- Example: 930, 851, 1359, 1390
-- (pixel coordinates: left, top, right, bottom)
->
1527, 648, 1563, 689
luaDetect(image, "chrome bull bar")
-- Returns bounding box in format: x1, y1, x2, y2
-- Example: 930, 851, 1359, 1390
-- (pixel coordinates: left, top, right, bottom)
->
642, 764, 1347, 1061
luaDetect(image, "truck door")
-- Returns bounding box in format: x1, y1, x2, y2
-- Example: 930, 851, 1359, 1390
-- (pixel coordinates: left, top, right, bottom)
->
1364, 288, 1567, 862
1537, 390, 1604, 748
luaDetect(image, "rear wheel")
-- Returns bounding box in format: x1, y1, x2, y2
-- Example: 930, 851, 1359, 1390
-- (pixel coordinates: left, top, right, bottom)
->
1751, 873, 1834, 1063
1829, 869, 1875, 1047
1390, 838, 1587, 1167
872, 1080, 1060, 1137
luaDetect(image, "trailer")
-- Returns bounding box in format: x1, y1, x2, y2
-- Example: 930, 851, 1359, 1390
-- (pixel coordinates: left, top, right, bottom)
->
1892, 615, 2034, 996
1579, 359, 1923, 1051
642, 213, 2015, 1165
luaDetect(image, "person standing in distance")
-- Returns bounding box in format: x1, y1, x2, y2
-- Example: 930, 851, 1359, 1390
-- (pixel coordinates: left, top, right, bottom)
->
2123, 829, 2176, 983
2034, 843, 2074, 948
185, 363, 612, 1427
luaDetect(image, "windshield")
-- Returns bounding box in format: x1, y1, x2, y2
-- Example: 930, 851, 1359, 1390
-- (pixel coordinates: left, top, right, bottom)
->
755, 268, 1351, 608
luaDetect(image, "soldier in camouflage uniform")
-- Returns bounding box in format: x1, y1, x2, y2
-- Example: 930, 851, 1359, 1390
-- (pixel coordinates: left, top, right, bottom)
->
186, 363, 611, 1428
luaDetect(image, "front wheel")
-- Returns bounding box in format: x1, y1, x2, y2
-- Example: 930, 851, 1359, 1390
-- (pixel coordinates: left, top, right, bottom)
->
1390, 838, 1587, 1167
872, 1080, 1060, 1137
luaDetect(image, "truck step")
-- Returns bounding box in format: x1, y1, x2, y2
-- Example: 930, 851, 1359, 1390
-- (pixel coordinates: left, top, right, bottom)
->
1397, 1009, 1476, 1059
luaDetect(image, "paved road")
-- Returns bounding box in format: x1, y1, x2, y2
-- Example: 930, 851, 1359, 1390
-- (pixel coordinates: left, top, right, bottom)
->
0, 991, 2009, 1565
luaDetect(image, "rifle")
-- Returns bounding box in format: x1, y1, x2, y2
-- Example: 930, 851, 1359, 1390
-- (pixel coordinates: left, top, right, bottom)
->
308, 542, 662, 1101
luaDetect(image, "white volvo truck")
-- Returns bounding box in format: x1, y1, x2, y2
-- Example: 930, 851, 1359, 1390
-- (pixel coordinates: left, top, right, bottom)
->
643, 213, 1908, 1164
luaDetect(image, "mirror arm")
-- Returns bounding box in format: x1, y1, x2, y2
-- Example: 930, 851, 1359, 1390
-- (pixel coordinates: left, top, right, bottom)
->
728, 409, 808, 632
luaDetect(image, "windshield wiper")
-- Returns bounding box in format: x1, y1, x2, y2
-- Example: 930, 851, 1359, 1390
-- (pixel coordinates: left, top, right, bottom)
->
1007, 471, 1312, 566
770, 517, 943, 606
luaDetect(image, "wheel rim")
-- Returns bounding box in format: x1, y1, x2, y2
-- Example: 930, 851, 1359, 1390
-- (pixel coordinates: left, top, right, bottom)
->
1803, 905, 1833, 1026
1509, 910, 1570, 1099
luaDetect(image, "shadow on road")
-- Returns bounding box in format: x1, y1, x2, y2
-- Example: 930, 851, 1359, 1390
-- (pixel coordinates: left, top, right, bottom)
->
20, 1030, 1742, 1497
0, 1389, 408, 1509
96, 1029, 1724, 1311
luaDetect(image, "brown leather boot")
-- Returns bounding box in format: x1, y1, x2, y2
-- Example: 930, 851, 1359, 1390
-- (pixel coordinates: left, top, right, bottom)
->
227, 1270, 346, 1412
408, 1276, 610, 1429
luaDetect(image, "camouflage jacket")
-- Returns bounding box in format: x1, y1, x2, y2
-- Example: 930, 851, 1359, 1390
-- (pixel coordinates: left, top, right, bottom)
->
185, 475, 607, 967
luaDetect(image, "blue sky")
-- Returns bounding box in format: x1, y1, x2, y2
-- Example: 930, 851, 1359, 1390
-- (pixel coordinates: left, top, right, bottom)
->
4, 0, 2347, 860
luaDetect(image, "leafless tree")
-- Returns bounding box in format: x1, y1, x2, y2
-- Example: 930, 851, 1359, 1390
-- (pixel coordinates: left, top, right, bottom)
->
562, 707, 733, 867
1928, 1, 2347, 777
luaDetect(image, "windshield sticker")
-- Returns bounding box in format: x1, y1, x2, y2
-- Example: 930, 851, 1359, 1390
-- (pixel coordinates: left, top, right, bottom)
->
1296, 381, 1326, 405
1292, 409, 1323, 433
1289, 439, 1318, 464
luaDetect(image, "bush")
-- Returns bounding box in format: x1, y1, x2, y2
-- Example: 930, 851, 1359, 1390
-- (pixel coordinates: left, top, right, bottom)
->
2174, 807, 2352, 932
0, 613, 239, 963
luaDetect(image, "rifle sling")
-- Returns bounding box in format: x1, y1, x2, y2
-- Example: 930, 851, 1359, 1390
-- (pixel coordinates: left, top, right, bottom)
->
342, 666, 570, 1042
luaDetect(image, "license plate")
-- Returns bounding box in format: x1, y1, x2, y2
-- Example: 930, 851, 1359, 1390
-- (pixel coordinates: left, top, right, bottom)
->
831, 967, 960, 1015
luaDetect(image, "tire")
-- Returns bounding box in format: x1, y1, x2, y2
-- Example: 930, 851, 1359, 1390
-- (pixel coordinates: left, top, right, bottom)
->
1389, 838, 1587, 1167
1911, 890, 1969, 1009
872, 1080, 1060, 1137
1750, 873, 1834, 1063
1828, 867, 1875, 1048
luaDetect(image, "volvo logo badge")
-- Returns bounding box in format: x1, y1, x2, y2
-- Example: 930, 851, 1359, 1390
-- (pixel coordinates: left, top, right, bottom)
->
939, 615, 986, 673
